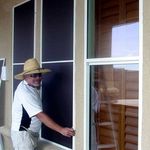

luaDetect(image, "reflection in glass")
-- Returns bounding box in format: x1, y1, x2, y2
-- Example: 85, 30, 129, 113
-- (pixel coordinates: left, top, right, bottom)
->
111, 23, 139, 57
90, 64, 139, 150
88, 0, 139, 58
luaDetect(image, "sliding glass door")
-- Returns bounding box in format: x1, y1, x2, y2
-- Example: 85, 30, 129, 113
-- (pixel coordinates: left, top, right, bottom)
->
87, 0, 139, 149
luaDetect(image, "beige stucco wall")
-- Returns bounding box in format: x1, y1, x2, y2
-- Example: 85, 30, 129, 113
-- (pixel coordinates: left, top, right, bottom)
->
2, 0, 150, 150
0, 1, 25, 149
0, 0, 85, 149
74, 0, 85, 149
142, 0, 150, 149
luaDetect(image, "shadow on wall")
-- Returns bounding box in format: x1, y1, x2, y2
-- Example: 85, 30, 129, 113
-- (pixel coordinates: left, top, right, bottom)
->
0, 81, 5, 126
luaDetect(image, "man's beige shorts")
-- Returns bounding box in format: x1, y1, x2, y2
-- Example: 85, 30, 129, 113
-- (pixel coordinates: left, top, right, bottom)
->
11, 130, 39, 150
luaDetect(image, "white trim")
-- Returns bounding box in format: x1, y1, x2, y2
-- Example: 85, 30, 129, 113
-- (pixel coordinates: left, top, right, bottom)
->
33, 0, 37, 58
84, 0, 88, 149
42, 60, 73, 64
138, 0, 143, 149
12, 4, 15, 102
84, 64, 90, 150
40, 0, 43, 64
86, 57, 139, 64
13, 0, 31, 8
13, 63, 24, 65
72, 0, 76, 149
87, 58, 139, 66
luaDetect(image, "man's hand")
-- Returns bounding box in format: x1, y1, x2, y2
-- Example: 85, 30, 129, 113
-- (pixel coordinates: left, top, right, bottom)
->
60, 127, 75, 137
36, 112, 75, 137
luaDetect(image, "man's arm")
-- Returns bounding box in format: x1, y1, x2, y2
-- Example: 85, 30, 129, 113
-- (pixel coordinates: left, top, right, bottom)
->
36, 112, 75, 137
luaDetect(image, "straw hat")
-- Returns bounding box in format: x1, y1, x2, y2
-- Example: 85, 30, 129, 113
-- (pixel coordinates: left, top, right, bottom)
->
15, 58, 50, 80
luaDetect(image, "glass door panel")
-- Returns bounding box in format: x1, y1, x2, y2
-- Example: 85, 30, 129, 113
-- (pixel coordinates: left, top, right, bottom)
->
89, 64, 139, 150
87, 0, 139, 58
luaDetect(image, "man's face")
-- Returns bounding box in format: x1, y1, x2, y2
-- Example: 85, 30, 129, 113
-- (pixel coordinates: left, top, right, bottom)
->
24, 73, 42, 88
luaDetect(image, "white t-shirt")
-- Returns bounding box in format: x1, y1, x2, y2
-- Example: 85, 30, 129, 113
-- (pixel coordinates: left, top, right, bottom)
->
11, 80, 43, 133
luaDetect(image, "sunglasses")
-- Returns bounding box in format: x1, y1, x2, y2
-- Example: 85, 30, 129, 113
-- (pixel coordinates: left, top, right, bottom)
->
29, 73, 42, 78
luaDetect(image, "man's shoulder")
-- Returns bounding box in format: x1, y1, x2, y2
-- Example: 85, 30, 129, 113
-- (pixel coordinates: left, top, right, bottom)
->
16, 81, 29, 93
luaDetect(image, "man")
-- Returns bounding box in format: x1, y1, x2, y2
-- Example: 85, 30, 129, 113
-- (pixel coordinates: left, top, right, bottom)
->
11, 58, 75, 150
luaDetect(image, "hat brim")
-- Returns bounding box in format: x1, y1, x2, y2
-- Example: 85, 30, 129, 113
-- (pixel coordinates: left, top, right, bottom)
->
15, 68, 51, 80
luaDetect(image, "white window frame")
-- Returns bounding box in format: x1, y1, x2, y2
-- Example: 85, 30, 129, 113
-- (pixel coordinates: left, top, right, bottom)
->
39, 0, 75, 149
84, 0, 143, 150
